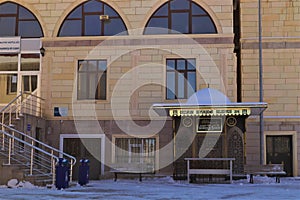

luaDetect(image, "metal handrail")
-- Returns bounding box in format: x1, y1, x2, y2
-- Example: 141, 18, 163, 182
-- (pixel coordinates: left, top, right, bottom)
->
0, 94, 22, 113
1, 91, 45, 119
1, 123, 76, 164
0, 92, 76, 185
0, 123, 76, 184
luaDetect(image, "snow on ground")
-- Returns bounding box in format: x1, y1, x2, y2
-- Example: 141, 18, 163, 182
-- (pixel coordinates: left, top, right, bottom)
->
1, 176, 300, 200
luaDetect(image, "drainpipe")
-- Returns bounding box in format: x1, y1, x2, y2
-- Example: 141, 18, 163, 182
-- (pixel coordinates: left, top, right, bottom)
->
258, 0, 264, 165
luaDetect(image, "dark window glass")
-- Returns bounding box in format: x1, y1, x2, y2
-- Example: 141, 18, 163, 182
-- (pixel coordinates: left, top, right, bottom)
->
7, 74, 17, 94
19, 7, 34, 19
0, 2, 17, 14
177, 60, 186, 70
166, 60, 175, 70
104, 18, 127, 35
22, 75, 37, 92
69, 7, 82, 19
171, 13, 189, 33
170, 0, 189, 10
187, 72, 196, 97
192, 4, 206, 15
59, 20, 82, 36
84, 0, 102, 13
59, 0, 127, 36
85, 15, 101, 36
77, 60, 107, 100
166, 58, 196, 100
0, 2, 43, 37
192, 16, 217, 33
144, 18, 168, 34
19, 21, 43, 37
166, 71, 175, 99
0, 17, 16, 36
144, 0, 216, 34
153, 4, 168, 16
104, 5, 118, 17
187, 59, 196, 70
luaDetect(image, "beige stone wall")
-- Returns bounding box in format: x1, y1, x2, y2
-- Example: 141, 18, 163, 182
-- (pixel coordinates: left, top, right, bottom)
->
241, 0, 300, 117
0, 0, 236, 120
241, 0, 300, 38
241, 0, 300, 175
241, 42, 300, 116
240, 0, 300, 116
3, 0, 236, 120
42, 36, 236, 120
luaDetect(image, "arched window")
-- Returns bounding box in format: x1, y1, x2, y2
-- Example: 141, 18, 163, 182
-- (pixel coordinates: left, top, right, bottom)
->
0, 2, 43, 38
58, 0, 128, 36
144, 0, 217, 34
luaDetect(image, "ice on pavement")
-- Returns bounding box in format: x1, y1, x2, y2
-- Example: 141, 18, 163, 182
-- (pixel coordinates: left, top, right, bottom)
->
0, 176, 300, 200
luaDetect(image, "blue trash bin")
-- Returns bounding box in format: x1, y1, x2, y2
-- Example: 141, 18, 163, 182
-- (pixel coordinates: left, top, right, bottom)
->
55, 158, 69, 189
78, 159, 89, 186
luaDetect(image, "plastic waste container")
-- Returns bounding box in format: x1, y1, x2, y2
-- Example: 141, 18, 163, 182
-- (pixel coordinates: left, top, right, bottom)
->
55, 158, 69, 189
78, 158, 90, 186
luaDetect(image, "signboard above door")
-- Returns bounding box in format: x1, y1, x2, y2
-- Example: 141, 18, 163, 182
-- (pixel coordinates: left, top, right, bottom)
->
197, 117, 223, 133
0, 37, 21, 53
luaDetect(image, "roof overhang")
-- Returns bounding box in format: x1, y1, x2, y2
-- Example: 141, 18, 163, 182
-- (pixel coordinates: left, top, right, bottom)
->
153, 102, 268, 117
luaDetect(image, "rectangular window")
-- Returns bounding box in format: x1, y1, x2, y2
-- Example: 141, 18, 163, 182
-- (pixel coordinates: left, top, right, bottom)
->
115, 138, 156, 168
77, 60, 107, 100
22, 75, 37, 92
166, 58, 196, 100
7, 74, 17, 94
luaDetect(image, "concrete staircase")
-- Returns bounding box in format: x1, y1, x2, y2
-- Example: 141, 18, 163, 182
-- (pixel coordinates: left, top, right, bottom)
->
0, 92, 76, 186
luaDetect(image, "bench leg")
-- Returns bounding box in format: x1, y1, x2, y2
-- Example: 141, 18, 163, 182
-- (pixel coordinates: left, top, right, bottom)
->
249, 174, 254, 184
139, 173, 142, 182
114, 173, 117, 182
209, 175, 212, 182
276, 176, 280, 183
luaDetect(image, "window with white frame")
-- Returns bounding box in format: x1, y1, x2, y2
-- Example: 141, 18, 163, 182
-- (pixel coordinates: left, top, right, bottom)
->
7, 74, 17, 94
114, 138, 156, 167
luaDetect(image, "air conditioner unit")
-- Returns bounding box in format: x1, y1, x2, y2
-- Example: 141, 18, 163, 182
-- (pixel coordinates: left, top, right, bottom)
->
100, 15, 109, 21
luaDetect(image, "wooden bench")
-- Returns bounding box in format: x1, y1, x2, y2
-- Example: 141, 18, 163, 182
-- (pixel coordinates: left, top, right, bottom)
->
110, 163, 155, 182
244, 164, 286, 183
185, 158, 235, 184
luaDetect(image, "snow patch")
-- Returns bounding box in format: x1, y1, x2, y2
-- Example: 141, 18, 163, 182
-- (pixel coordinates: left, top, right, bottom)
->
7, 179, 18, 188
7, 179, 37, 189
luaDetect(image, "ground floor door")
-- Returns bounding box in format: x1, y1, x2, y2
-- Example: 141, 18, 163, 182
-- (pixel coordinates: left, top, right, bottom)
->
266, 135, 293, 176
63, 138, 102, 180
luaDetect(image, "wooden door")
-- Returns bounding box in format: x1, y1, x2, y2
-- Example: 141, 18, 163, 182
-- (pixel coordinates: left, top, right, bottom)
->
266, 135, 292, 176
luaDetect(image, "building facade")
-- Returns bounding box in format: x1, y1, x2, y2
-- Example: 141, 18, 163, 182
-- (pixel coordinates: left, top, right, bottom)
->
240, 0, 300, 177
0, 0, 299, 180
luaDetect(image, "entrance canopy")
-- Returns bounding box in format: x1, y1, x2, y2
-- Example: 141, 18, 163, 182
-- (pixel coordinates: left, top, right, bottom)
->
153, 88, 267, 117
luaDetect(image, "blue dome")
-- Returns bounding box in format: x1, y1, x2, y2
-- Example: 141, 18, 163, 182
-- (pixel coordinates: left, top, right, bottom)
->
186, 88, 231, 105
